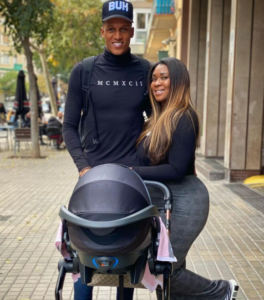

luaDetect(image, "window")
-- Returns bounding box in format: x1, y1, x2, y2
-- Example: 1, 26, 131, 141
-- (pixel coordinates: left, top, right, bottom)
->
13, 56, 17, 64
135, 32, 147, 43
130, 9, 152, 46
2, 34, 9, 45
135, 13, 148, 44
1, 54, 10, 65
137, 13, 146, 29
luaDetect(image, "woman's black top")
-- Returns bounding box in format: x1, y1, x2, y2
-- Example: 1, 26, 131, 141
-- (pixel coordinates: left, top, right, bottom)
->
132, 112, 198, 182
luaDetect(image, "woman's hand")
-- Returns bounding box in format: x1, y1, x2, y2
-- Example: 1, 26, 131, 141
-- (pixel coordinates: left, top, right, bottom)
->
79, 167, 91, 177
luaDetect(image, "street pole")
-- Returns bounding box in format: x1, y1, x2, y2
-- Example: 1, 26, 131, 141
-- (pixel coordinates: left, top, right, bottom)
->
57, 73, 61, 100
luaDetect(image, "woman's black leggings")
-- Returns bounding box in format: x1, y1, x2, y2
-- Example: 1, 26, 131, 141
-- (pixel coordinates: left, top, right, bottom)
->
148, 175, 229, 300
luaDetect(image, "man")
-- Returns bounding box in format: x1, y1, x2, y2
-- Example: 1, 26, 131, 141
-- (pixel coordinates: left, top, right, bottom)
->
47, 112, 64, 149
63, 1, 150, 299
22, 111, 46, 145
56, 111, 63, 124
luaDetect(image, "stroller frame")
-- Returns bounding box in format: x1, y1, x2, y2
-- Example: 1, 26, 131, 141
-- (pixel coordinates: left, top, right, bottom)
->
55, 180, 173, 300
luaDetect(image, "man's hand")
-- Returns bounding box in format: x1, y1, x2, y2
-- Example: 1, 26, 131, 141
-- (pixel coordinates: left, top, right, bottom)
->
79, 167, 91, 177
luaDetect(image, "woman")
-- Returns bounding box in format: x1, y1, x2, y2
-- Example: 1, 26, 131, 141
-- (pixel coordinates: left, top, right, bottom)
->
131, 57, 238, 300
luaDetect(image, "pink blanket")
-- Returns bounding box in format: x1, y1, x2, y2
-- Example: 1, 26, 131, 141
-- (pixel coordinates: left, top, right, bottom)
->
141, 217, 176, 292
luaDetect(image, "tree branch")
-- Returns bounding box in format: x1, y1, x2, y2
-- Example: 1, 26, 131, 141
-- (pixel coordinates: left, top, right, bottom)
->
29, 41, 41, 53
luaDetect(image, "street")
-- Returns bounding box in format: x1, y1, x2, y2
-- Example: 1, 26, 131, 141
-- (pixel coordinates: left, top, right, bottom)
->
0, 147, 264, 299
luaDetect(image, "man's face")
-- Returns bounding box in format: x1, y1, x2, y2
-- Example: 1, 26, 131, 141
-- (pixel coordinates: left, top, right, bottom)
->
57, 112, 63, 119
101, 18, 134, 55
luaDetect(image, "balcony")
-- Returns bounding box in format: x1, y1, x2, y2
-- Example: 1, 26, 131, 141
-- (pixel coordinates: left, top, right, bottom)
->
155, 0, 175, 14
144, 0, 176, 62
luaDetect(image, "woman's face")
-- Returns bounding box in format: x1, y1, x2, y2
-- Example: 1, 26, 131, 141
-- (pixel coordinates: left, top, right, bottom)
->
150, 64, 170, 107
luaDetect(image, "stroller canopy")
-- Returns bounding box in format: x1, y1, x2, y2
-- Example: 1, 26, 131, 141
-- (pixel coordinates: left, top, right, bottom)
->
69, 164, 152, 221
67, 164, 153, 255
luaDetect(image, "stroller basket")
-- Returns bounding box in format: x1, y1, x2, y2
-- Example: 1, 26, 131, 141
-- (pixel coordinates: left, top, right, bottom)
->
55, 164, 173, 300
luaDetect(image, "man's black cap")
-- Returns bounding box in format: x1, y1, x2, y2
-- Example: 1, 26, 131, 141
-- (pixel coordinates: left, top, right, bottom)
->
102, 0, 133, 23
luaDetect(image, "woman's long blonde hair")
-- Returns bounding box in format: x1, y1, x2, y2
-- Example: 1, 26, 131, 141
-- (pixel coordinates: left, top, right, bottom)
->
137, 57, 199, 165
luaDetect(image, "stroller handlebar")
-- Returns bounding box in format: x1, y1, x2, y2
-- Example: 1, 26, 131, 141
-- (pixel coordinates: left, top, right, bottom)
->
144, 181, 172, 233
143, 181, 172, 201
59, 205, 159, 229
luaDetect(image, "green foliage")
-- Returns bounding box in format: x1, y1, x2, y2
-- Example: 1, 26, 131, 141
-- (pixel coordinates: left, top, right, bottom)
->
33, 52, 43, 72
47, 55, 72, 83
0, 71, 17, 96
0, 0, 104, 82
0, 0, 54, 52
47, 0, 104, 77
0, 71, 29, 96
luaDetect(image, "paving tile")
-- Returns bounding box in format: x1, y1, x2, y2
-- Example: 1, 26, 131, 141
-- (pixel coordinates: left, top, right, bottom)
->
1, 149, 264, 299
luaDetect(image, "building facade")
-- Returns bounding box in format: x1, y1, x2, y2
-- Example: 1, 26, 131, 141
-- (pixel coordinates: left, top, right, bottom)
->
144, 0, 264, 182
0, 20, 27, 103
0, 22, 27, 76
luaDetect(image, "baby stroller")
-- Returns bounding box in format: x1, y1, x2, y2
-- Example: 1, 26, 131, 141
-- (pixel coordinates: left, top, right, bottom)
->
46, 117, 63, 149
55, 164, 173, 300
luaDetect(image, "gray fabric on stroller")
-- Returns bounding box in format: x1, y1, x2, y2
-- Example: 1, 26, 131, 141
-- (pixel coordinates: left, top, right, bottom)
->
68, 164, 153, 255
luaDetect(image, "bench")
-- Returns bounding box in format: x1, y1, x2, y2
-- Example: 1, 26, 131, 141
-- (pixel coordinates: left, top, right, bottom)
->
14, 128, 31, 154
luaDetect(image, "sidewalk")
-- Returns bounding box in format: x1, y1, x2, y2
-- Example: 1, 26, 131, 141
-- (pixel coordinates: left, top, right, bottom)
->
0, 146, 264, 300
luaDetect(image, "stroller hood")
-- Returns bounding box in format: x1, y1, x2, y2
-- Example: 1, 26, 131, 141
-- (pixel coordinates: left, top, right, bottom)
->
66, 164, 154, 255
69, 164, 152, 221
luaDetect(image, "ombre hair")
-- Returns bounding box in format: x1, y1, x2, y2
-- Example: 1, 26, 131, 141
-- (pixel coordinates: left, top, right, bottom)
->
137, 57, 199, 165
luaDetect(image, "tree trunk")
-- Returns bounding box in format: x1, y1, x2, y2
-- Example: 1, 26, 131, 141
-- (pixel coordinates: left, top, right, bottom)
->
22, 37, 41, 158
39, 50, 58, 116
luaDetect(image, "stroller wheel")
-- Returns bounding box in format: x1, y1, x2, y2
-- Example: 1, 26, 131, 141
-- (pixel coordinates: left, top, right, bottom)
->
55, 261, 66, 300
119, 275, 124, 300
163, 267, 171, 300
